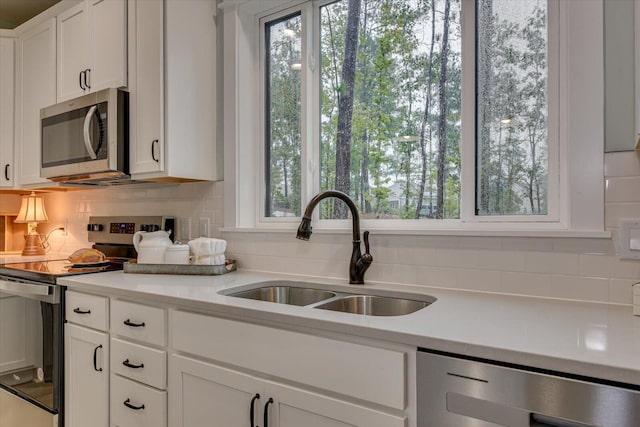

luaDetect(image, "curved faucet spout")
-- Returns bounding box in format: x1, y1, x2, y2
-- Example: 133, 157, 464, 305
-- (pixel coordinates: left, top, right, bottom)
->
296, 190, 373, 284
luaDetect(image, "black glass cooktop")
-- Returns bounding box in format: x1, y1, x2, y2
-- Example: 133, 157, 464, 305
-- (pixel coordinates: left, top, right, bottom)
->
0, 259, 125, 284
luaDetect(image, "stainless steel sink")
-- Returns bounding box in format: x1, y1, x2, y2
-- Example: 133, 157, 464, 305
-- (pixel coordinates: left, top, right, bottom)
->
223, 281, 435, 316
314, 295, 431, 316
229, 286, 336, 307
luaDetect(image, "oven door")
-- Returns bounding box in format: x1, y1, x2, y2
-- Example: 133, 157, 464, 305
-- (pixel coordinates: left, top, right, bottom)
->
0, 277, 63, 426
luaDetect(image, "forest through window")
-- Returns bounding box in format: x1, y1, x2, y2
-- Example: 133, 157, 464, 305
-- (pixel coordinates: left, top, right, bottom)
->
265, 0, 549, 221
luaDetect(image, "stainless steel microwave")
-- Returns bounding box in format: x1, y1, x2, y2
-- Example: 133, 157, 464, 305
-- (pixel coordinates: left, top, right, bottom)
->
40, 88, 129, 184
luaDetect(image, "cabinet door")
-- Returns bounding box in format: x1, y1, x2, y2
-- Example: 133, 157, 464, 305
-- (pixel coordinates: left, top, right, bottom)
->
169, 355, 262, 427
89, 0, 127, 93
0, 38, 14, 188
65, 323, 109, 427
129, 0, 164, 175
57, 2, 90, 102
264, 382, 407, 427
16, 18, 56, 186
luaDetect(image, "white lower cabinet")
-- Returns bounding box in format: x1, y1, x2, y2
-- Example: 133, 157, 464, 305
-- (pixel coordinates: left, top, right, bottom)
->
169, 354, 405, 427
64, 294, 410, 427
65, 323, 109, 427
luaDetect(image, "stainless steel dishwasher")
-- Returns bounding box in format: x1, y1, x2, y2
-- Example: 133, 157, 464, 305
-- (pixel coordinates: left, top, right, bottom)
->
417, 349, 640, 427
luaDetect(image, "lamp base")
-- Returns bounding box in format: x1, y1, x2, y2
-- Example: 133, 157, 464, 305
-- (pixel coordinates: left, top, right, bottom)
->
22, 234, 45, 256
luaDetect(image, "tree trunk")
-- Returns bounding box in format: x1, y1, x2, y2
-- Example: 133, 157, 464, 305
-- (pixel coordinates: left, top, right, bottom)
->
477, 0, 493, 214
334, 0, 362, 218
436, 0, 451, 219
415, 0, 437, 219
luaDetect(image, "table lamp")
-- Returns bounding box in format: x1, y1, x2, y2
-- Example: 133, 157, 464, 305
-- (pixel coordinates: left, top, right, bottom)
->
14, 192, 49, 256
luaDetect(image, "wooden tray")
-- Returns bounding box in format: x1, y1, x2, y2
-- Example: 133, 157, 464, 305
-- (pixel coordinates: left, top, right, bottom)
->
123, 259, 236, 275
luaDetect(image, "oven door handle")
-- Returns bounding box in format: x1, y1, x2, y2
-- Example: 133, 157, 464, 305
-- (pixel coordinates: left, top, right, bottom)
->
0, 279, 51, 297
83, 105, 99, 160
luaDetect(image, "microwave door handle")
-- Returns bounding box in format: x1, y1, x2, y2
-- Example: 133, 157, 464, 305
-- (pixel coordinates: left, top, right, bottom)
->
83, 105, 99, 160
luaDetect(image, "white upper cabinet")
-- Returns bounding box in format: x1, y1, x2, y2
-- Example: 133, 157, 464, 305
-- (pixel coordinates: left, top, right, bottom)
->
15, 18, 56, 187
0, 38, 14, 188
57, 0, 127, 102
128, 0, 220, 181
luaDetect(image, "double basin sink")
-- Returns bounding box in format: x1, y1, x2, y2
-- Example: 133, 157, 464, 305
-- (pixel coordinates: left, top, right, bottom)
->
222, 281, 436, 317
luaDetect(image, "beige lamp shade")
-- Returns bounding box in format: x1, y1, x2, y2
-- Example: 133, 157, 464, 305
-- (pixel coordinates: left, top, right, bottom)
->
13, 192, 48, 256
14, 192, 49, 223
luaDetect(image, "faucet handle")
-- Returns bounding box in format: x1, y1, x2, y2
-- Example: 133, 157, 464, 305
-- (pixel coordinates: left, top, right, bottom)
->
361, 231, 373, 264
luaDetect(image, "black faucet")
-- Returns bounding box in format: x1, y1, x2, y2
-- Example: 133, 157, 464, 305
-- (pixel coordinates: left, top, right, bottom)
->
296, 190, 373, 285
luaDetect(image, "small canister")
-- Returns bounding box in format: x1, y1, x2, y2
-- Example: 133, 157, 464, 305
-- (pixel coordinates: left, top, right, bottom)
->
165, 244, 190, 265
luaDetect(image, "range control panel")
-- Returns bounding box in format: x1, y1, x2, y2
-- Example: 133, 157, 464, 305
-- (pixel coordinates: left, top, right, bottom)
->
87, 216, 175, 244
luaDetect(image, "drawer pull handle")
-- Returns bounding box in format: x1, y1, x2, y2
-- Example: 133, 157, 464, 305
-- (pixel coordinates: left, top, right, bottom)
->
123, 319, 146, 328
123, 399, 145, 411
249, 393, 260, 427
93, 345, 103, 372
263, 398, 274, 427
73, 307, 91, 315
122, 359, 144, 369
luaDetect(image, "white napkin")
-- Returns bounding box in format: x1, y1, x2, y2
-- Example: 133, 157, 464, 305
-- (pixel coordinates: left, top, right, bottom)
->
188, 238, 227, 265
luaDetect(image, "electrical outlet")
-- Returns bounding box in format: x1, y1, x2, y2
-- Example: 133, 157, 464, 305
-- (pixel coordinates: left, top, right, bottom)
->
180, 218, 192, 240
199, 218, 210, 237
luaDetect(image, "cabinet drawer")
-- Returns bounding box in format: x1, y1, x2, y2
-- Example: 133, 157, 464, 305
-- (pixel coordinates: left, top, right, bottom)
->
111, 338, 167, 390
172, 311, 406, 410
111, 300, 166, 346
66, 291, 108, 332
111, 374, 166, 427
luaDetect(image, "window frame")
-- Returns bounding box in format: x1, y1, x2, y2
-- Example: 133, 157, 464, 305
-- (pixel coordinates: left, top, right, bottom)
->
221, 0, 606, 236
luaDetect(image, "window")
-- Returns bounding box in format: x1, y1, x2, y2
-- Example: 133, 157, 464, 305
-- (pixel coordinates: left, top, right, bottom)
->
223, 0, 604, 234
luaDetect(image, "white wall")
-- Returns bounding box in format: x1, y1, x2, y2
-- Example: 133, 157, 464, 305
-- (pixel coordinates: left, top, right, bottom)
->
1, 152, 639, 305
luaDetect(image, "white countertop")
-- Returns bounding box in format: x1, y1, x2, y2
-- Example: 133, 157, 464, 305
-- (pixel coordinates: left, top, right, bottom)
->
59, 269, 640, 386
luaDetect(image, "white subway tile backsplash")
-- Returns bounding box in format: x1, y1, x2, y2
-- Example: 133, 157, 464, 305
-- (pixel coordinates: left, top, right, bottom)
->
414, 266, 458, 287
605, 177, 640, 202
525, 252, 580, 275
548, 276, 610, 302
551, 238, 614, 255
396, 246, 437, 266
435, 249, 525, 272
609, 279, 636, 304
604, 151, 640, 177
456, 269, 502, 292
500, 272, 552, 297
367, 263, 418, 285
580, 253, 640, 279
605, 203, 640, 228
501, 237, 554, 252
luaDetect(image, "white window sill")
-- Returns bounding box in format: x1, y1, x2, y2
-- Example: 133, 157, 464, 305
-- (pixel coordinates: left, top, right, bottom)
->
220, 227, 611, 239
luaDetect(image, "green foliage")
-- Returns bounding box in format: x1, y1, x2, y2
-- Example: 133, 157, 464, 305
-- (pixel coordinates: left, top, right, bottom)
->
266, 0, 548, 220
